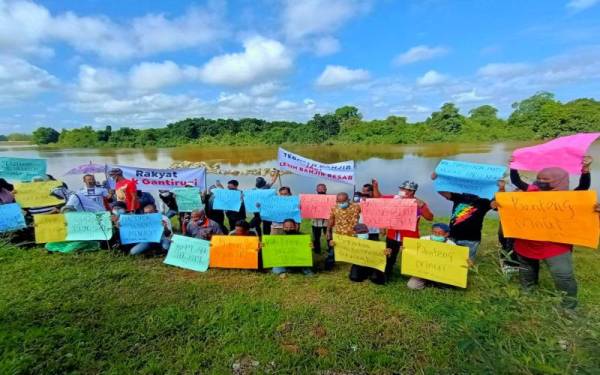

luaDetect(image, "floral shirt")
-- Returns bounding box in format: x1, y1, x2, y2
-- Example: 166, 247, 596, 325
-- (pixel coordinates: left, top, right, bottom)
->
329, 203, 361, 236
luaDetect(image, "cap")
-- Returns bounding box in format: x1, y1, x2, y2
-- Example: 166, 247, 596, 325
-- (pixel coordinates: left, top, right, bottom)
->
399, 180, 418, 191
108, 168, 123, 176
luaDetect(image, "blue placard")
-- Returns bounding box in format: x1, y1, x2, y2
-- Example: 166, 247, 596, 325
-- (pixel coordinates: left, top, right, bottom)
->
0, 203, 26, 232
243, 189, 276, 213
212, 189, 242, 211
259, 196, 301, 223
0, 157, 47, 182
119, 213, 163, 244
434, 160, 506, 199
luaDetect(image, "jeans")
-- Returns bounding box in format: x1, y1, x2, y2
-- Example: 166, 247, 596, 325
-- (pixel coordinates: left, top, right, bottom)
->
518, 252, 578, 309
130, 236, 171, 256
453, 239, 480, 260
312, 226, 327, 253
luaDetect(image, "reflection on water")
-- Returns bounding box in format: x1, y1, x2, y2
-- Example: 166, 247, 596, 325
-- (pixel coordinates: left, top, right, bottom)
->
1, 142, 598, 215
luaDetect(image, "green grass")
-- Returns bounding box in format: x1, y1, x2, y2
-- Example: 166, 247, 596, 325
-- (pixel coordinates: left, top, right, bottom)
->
1, 218, 599, 374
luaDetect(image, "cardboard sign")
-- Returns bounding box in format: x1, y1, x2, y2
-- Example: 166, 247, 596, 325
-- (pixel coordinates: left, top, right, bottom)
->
34, 214, 67, 243
243, 189, 276, 213
164, 234, 210, 272
261, 234, 313, 268
401, 238, 469, 288
0, 203, 26, 232
209, 235, 259, 269
300, 194, 337, 219
119, 213, 163, 244
0, 157, 46, 182
434, 160, 506, 199
496, 191, 599, 249
212, 189, 242, 211
511, 133, 600, 174
360, 198, 417, 230
14, 181, 63, 208
173, 188, 202, 212
333, 234, 386, 272
65, 212, 112, 241
259, 196, 301, 223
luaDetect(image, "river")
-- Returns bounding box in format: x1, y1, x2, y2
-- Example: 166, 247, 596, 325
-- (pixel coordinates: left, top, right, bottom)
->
1, 142, 598, 214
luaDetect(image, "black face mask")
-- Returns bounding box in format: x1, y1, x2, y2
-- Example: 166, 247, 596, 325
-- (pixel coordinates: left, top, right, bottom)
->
317, 191, 326, 195
283, 230, 297, 235
533, 180, 552, 191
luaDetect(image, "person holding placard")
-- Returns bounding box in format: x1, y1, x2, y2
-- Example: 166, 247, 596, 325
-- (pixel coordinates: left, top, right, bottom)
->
184, 209, 223, 240
346, 223, 392, 284
269, 186, 294, 235
432, 173, 498, 262
224, 180, 246, 233
406, 223, 456, 290
311, 183, 329, 254
506, 164, 592, 309
203, 181, 229, 234
271, 219, 314, 277
356, 181, 381, 241
229, 220, 257, 237
129, 203, 172, 256
327, 192, 361, 271
374, 180, 434, 281
249, 173, 280, 237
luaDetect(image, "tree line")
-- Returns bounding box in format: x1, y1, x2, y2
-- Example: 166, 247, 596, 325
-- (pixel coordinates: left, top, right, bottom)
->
13, 92, 600, 148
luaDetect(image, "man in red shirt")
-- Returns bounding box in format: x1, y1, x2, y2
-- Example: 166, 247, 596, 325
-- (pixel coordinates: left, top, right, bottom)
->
109, 168, 139, 213
373, 179, 434, 283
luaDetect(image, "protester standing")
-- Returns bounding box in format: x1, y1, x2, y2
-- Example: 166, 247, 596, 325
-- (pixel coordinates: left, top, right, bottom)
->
225, 180, 246, 233
269, 186, 293, 235
311, 183, 329, 253
327, 192, 361, 270
108, 168, 139, 213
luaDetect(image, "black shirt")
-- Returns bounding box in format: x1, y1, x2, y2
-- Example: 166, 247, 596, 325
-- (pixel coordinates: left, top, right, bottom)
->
449, 193, 492, 242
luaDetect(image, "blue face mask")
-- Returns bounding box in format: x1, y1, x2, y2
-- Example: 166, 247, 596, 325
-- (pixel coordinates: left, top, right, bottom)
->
338, 202, 349, 209
355, 233, 369, 240
430, 235, 446, 242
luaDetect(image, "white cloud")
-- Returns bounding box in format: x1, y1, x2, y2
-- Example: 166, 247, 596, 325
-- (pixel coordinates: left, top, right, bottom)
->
282, 0, 370, 40
477, 63, 531, 78
316, 65, 370, 88
566, 0, 599, 12
129, 61, 187, 92
394, 45, 448, 65
275, 100, 297, 110
77, 65, 124, 93
416, 70, 447, 86
249, 81, 281, 97
452, 90, 489, 103
0, 56, 58, 102
0, 1, 227, 60
314, 36, 341, 56
199, 36, 293, 86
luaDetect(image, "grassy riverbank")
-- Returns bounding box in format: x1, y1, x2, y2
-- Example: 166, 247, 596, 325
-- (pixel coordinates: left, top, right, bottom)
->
1, 218, 599, 374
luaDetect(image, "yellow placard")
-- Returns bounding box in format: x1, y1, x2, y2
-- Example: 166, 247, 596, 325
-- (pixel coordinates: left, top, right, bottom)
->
34, 214, 67, 244
14, 181, 64, 208
496, 191, 599, 249
333, 234, 387, 272
209, 235, 259, 269
401, 238, 469, 288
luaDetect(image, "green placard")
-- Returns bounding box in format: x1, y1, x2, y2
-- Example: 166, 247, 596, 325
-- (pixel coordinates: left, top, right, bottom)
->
261, 234, 313, 268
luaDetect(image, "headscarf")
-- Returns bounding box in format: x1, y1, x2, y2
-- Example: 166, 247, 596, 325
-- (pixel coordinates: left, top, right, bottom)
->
537, 167, 569, 191
256, 176, 267, 189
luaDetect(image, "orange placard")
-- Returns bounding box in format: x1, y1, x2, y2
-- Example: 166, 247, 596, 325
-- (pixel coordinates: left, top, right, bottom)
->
496, 191, 599, 249
209, 235, 260, 269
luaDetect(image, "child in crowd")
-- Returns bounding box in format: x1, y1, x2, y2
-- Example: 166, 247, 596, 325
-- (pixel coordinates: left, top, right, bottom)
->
406, 223, 456, 290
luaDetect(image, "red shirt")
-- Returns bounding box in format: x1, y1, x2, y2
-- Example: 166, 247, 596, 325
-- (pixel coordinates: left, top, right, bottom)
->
513, 185, 572, 260
116, 178, 139, 212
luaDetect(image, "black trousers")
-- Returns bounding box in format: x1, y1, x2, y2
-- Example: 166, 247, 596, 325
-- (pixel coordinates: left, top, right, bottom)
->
312, 225, 327, 253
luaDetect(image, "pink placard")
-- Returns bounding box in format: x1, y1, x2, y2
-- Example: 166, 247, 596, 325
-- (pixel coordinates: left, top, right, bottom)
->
299, 194, 337, 219
360, 198, 418, 231
510, 133, 600, 174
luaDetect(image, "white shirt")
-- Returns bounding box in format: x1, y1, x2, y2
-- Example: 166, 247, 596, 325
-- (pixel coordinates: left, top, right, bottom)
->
79, 186, 109, 207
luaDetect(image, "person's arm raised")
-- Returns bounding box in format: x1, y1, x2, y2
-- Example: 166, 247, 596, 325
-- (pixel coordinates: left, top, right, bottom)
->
431, 172, 452, 200
372, 179, 381, 198
575, 155, 592, 191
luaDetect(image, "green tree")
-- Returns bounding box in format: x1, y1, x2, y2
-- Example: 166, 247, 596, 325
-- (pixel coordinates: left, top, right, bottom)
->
32, 127, 60, 144
308, 113, 341, 138
0, 135, 7, 141
508, 91, 557, 132
427, 103, 465, 133
334, 106, 362, 122
97, 125, 112, 142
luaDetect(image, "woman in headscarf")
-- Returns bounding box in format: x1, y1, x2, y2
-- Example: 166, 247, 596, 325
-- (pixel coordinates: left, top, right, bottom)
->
0, 178, 15, 204
509, 160, 592, 310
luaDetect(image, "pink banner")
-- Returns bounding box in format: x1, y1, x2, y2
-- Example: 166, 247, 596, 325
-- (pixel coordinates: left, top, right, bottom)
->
360, 198, 418, 231
300, 194, 337, 219
510, 133, 600, 174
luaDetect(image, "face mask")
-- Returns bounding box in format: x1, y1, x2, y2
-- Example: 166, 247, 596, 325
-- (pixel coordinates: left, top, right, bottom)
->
355, 233, 369, 240
338, 202, 349, 209
397, 190, 406, 198
317, 191, 326, 195
533, 180, 552, 191
283, 230, 296, 235
430, 235, 446, 242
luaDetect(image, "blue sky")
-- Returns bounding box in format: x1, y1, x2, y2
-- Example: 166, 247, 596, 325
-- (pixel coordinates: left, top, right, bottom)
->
1, 0, 600, 133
